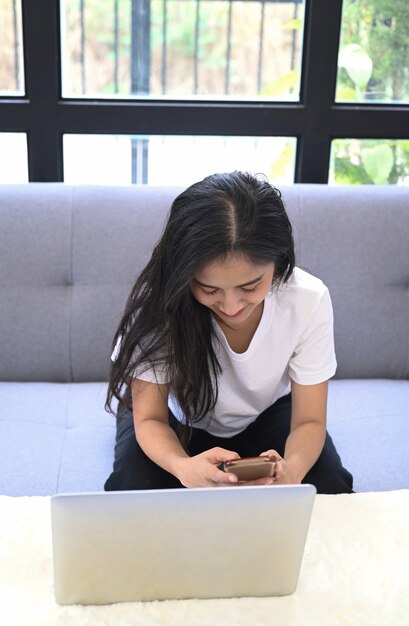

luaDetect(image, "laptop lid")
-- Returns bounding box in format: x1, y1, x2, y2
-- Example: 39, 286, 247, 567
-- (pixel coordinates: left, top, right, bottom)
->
51, 484, 316, 605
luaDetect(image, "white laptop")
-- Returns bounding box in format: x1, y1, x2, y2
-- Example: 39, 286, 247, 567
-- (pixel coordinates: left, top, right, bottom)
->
51, 484, 316, 605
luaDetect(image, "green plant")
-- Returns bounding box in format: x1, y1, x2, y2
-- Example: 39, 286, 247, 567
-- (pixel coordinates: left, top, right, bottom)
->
333, 0, 409, 184
332, 139, 409, 185
337, 0, 409, 102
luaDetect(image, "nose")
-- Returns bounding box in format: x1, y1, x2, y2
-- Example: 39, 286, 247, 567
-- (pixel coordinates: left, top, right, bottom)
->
218, 291, 244, 316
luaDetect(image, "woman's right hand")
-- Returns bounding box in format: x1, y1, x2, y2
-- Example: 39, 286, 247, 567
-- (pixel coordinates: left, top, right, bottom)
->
175, 447, 242, 488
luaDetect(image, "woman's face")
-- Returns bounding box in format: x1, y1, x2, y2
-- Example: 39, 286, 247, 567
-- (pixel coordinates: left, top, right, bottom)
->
191, 253, 275, 328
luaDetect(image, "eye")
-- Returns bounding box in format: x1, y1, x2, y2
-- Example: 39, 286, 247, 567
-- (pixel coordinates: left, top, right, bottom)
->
241, 285, 259, 293
199, 287, 218, 296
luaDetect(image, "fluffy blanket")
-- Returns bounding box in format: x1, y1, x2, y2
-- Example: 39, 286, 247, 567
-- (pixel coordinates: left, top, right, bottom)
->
1, 491, 408, 626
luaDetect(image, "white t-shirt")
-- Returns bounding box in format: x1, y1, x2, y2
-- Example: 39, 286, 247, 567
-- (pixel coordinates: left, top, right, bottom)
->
113, 267, 337, 437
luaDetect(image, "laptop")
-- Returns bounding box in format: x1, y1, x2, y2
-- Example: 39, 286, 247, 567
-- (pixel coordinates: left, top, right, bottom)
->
51, 484, 316, 605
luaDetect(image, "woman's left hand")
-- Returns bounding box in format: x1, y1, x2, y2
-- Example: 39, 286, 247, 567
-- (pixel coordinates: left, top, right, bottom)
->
260, 449, 296, 485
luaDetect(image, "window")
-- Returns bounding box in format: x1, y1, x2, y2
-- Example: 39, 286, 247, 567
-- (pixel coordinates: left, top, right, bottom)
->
61, 0, 304, 100
0, 133, 28, 182
0, 0, 408, 184
64, 134, 296, 185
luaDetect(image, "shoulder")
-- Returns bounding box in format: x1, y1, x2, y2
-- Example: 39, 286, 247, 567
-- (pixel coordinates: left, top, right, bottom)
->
286, 266, 327, 294
270, 267, 332, 323
275, 267, 329, 303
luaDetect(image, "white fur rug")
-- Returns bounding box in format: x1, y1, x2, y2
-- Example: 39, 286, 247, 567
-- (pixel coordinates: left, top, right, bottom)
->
1, 491, 408, 626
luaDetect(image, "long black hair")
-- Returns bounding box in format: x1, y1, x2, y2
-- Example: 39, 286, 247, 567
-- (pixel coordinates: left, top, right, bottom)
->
105, 171, 295, 441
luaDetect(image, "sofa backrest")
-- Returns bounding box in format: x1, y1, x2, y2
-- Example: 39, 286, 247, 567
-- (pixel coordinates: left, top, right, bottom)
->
0, 183, 408, 382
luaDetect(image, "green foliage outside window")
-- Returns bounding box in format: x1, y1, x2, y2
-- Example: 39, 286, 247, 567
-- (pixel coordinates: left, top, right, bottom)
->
336, 0, 408, 103
331, 140, 409, 185
332, 0, 409, 185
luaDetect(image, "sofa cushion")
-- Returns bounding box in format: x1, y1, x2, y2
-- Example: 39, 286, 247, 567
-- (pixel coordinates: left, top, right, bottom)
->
1, 379, 407, 496
0, 382, 115, 496
0, 184, 176, 382
328, 379, 409, 492
282, 185, 409, 380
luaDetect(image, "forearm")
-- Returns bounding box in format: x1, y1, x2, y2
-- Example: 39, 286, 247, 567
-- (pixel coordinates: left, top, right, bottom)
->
135, 418, 189, 479
135, 418, 241, 488
284, 420, 326, 483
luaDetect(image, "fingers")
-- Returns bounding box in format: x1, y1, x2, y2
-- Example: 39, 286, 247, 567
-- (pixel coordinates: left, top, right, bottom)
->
259, 449, 283, 462
258, 449, 286, 484
213, 468, 238, 485
208, 447, 240, 463
185, 448, 240, 487
208, 448, 241, 483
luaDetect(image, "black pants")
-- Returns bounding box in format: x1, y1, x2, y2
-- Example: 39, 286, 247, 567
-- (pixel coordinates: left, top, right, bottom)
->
104, 394, 354, 494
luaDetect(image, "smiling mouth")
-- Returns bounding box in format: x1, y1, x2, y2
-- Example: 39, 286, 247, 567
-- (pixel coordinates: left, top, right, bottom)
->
219, 306, 247, 318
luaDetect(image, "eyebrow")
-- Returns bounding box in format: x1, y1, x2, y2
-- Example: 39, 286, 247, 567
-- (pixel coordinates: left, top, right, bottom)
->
193, 274, 264, 289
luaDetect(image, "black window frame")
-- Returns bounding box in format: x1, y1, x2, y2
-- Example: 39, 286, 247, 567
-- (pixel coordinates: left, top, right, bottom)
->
0, 0, 408, 183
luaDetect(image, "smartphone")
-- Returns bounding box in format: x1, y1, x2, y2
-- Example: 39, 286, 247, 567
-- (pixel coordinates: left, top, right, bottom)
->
223, 455, 276, 482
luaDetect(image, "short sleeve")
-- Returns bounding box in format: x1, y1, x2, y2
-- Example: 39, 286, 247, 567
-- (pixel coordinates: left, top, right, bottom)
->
130, 362, 171, 384
110, 336, 172, 384
288, 288, 337, 385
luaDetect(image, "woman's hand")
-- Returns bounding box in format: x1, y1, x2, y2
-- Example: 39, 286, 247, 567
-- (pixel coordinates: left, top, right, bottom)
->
176, 448, 276, 488
175, 448, 240, 488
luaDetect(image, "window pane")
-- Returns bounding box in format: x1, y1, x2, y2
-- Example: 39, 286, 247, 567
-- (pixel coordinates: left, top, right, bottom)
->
0, 0, 24, 95
329, 139, 409, 185
336, 0, 409, 103
0, 133, 28, 182
63, 134, 296, 185
60, 0, 304, 100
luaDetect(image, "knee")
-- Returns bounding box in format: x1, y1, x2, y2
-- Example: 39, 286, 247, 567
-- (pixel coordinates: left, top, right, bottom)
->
106, 439, 183, 491
304, 459, 354, 494
106, 410, 183, 491
105, 463, 182, 491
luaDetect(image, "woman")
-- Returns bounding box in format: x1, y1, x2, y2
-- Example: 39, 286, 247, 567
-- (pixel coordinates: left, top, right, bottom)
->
105, 171, 353, 493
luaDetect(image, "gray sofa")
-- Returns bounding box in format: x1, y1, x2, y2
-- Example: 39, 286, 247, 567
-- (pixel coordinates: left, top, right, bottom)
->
1, 183, 408, 496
